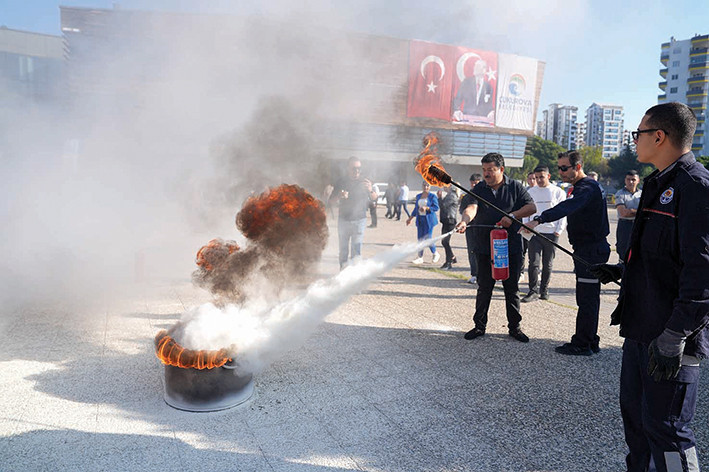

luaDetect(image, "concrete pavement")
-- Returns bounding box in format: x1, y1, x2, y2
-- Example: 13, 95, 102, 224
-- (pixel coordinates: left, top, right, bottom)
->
1, 207, 708, 471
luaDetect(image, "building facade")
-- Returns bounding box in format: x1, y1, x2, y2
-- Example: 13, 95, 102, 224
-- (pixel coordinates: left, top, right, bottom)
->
659, 34, 709, 156
585, 102, 624, 158
537, 103, 578, 150
59, 5, 544, 182
0, 27, 64, 107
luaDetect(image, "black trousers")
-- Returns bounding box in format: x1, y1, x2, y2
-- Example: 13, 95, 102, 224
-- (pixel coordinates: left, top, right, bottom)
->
527, 233, 558, 294
620, 339, 700, 472
570, 242, 610, 348
441, 221, 456, 263
473, 251, 522, 331
465, 229, 477, 277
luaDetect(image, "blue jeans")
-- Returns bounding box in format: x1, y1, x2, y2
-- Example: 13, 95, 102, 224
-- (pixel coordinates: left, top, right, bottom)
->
416, 224, 436, 257
338, 218, 366, 268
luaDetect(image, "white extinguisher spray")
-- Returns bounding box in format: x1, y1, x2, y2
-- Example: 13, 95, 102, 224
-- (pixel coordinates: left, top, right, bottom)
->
489, 225, 509, 281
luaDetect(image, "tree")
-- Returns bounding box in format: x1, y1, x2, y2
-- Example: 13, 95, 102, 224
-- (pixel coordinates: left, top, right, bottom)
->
518, 136, 565, 180
577, 146, 609, 180
507, 154, 539, 181
608, 146, 654, 186
696, 155, 709, 170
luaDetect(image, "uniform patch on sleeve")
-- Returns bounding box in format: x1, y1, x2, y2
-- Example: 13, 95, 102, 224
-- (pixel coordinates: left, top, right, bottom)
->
660, 187, 674, 204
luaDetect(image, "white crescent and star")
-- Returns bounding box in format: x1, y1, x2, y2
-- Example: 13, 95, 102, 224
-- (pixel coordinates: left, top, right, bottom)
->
420, 55, 445, 93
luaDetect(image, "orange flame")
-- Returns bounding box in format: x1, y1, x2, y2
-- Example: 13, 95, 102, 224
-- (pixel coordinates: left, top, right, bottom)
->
195, 239, 240, 271
236, 184, 327, 252
414, 132, 448, 187
154, 330, 232, 370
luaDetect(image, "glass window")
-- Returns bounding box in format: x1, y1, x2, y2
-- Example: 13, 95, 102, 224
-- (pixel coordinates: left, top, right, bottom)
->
670, 87, 678, 93
673, 61, 680, 67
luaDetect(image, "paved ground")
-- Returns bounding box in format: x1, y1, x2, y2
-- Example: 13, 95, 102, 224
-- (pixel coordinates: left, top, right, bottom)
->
1, 207, 708, 471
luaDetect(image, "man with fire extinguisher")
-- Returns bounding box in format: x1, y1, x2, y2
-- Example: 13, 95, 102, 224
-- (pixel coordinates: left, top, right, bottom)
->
526, 150, 610, 356
591, 102, 709, 472
455, 152, 536, 343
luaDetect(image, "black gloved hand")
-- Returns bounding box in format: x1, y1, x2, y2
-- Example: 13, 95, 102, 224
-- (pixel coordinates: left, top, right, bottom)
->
589, 263, 623, 284
647, 329, 686, 382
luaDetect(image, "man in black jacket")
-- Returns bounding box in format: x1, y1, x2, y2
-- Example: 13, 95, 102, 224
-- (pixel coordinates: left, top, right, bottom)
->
455, 153, 536, 343
592, 102, 709, 472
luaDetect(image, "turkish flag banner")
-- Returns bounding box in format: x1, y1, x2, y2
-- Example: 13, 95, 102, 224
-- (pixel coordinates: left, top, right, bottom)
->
406, 40, 455, 120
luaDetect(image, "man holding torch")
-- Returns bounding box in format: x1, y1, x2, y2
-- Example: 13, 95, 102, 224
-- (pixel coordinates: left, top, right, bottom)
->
591, 102, 709, 472
455, 152, 536, 343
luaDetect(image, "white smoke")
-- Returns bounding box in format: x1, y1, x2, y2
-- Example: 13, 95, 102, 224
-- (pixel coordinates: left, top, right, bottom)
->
172, 232, 452, 374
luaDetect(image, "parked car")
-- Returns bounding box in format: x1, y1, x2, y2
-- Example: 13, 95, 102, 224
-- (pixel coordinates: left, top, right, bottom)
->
373, 182, 388, 206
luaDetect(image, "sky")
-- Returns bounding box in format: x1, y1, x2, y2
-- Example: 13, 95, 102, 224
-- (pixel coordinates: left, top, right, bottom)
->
2, 0, 709, 129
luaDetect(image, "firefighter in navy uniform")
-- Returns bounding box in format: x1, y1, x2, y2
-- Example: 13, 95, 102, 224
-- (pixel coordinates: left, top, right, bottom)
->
592, 102, 709, 472
526, 150, 611, 356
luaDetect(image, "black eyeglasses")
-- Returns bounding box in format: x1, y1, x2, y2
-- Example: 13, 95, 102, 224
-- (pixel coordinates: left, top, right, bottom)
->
632, 128, 667, 141
350, 166, 362, 172
558, 165, 574, 172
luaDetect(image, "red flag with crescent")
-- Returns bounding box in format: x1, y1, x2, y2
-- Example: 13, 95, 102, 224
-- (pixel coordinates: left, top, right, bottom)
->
407, 40, 455, 120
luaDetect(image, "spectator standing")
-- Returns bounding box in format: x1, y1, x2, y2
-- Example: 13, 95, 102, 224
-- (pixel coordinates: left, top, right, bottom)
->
521, 166, 567, 302
614, 170, 641, 262
368, 182, 379, 228
395, 181, 410, 221
329, 157, 378, 270
384, 179, 397, 219
407, 181, 440, 264
437, 185, 459, 270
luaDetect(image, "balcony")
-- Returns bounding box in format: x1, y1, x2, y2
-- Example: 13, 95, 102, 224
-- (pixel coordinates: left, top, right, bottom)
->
660, 68, 668, 78
691, 47, 709, 55
659, 81, 667, 90
689, 102, 707, 111
688, 76, 709, 84
662, 42, 670, 49
689, 61, 709, 71
692, 34, 709, 46
661, 53, 669, 66
658, 94, 667, 101
687, 91, 708, 99
695, 130, 705, 137
692, 144, 703, 151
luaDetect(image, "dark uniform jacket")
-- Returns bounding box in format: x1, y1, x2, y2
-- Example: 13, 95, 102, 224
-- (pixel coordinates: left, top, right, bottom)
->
536, 177, 609, 248
465, 176, 533, 256
613, 152, 709, 359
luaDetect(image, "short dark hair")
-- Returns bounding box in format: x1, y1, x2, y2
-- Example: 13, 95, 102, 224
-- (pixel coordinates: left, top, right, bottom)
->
470, 173, 482, 181
644, 102, 697, 150
533, 166, 549, 174
626, 170, 639, 177
481, 152, 505, 168
347, 156, 360, 165
558, 150, 582, 167
527, 171, 535, 176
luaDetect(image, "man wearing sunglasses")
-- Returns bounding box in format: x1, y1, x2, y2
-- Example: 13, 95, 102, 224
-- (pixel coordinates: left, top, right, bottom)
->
330, 156, 378, 270
526, 150, 610, 356
591, 102, 709, 472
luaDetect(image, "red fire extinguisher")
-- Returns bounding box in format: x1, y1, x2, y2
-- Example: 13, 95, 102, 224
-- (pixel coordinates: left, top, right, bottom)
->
490, 226, 509, 281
